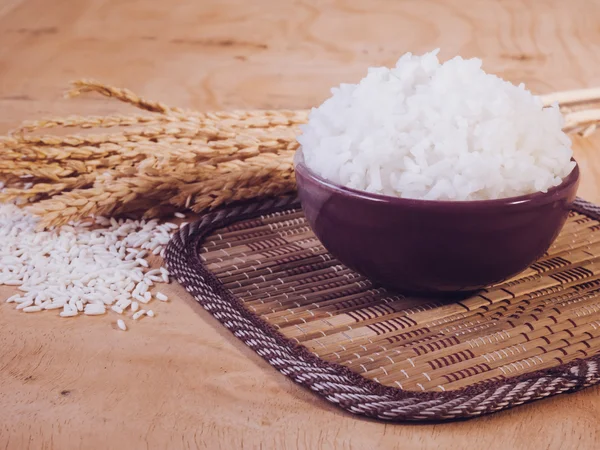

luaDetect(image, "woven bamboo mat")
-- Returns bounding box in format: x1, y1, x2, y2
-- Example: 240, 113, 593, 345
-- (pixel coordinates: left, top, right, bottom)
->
164, 196, 600, 421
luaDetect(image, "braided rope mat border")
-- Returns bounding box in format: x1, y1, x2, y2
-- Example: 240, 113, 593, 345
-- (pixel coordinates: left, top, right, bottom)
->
164, 196, 600, 421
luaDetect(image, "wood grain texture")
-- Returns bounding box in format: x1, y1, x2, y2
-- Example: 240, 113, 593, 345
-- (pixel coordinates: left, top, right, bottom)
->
1, 0, 600, 448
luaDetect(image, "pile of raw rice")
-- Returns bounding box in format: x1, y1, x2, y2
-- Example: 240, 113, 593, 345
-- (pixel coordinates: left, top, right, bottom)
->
0, 198, 185, 330
299, 50, 576, 200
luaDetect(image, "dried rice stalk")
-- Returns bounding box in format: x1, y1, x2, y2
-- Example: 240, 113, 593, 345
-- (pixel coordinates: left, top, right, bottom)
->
67, 79, 185, 115
0, 174, 98, 202
67, 79, 309, 127
29, 150, 295, 228
13, 114, 163, 136
2, 80, 600, 228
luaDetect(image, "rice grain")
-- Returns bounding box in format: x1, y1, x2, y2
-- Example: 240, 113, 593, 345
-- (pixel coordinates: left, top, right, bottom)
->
0, 203, 175, 330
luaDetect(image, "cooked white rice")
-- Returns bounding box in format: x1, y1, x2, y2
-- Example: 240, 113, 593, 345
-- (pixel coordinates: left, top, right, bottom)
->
298, 50, 575, 201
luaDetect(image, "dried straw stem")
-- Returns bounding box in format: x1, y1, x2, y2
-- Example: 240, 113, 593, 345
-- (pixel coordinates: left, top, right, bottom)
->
564, 109, 600, 131
67, 79, 185, 115
541, 87, 600, 107
66, 79, 308, 127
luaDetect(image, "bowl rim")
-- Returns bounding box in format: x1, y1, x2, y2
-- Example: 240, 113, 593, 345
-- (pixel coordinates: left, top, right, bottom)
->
294, 148, 580, 209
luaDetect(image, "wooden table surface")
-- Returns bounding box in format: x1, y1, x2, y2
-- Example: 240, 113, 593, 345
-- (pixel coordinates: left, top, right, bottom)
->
2, 0, 600, 448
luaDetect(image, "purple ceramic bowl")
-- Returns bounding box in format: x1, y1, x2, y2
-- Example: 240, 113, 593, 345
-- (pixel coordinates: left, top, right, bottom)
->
294, 149, 580, 294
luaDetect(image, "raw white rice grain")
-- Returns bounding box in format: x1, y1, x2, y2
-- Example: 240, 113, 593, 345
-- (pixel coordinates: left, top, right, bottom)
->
156, 292, 168, 302
84, 304, 106, 316
131, 270, 143, 282
132, 310, 146, 320
137, 282, 149, 295
45, 302, 65, 310
117, 299, 132, 310
16, 300, 34, 310
117, 319, 127, 331
6, 294, 19, 303
0, 202, 177, 329
146, 310, 155, 317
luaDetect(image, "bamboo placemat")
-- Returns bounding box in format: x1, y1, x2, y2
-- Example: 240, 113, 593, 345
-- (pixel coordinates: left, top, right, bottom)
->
164, 196, 600, 421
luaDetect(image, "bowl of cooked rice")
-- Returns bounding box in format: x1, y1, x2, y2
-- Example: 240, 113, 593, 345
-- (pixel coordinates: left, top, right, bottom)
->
295, 50, 580, 294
